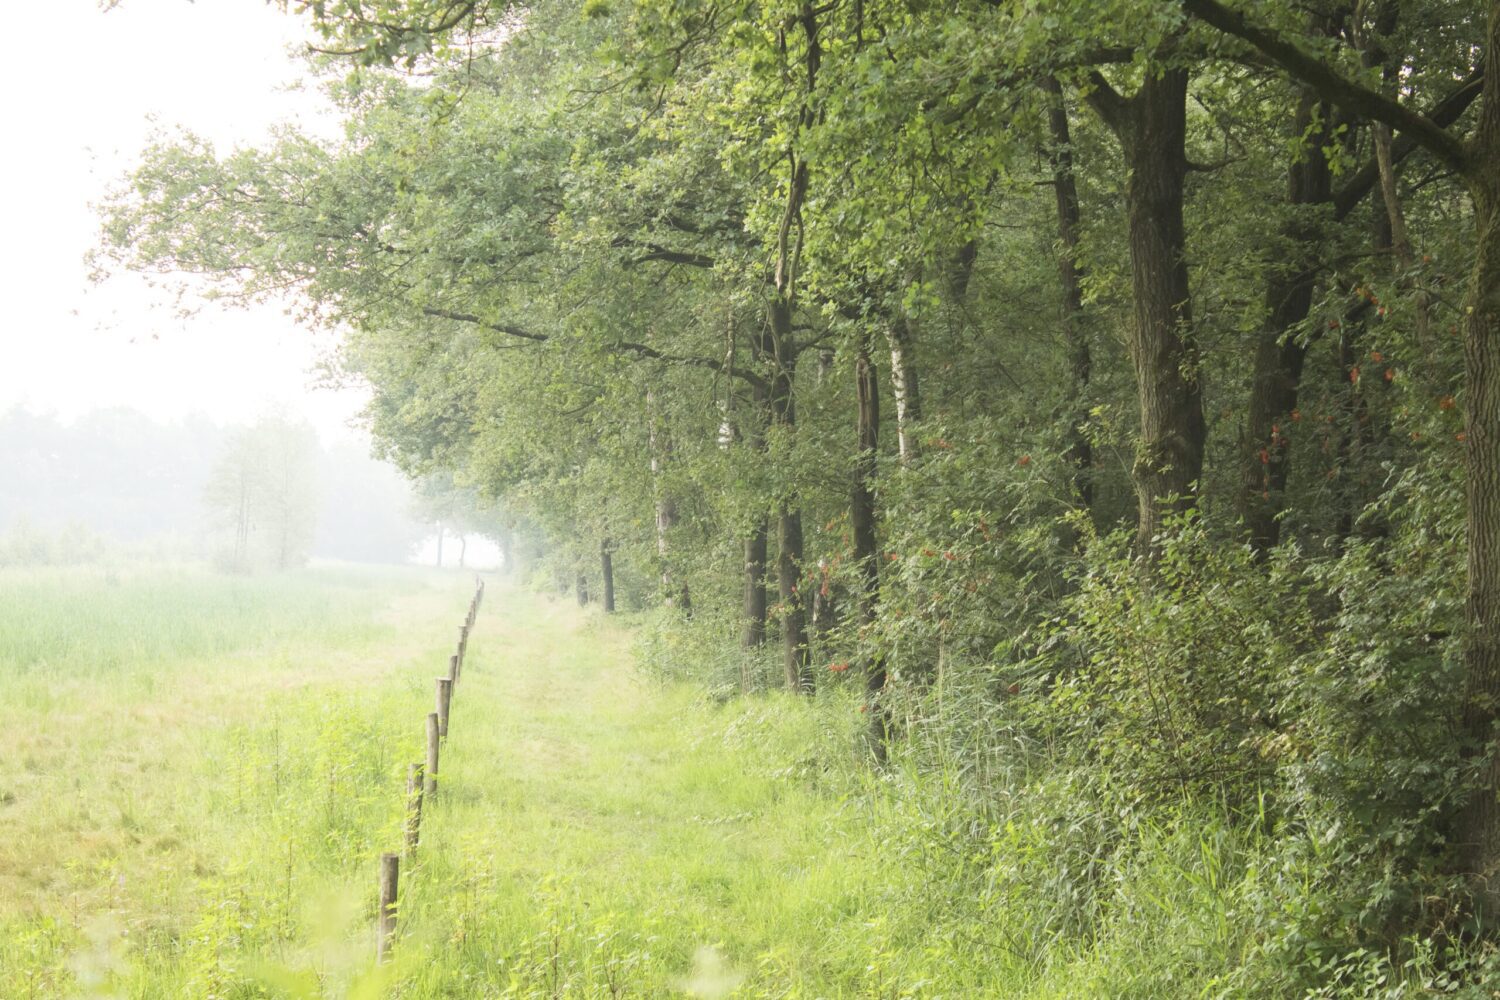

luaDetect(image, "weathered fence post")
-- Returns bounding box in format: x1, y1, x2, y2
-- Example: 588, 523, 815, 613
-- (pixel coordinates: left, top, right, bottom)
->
448, 652, 459, 686
425, 712, 440, 795
376, 852, 399, 963
404, 763, 424, 853
436, 677, 453, 739
458, 623, 469, 667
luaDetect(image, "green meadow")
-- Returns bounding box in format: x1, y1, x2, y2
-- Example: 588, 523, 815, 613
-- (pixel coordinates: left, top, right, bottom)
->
1, 566, 1267, 998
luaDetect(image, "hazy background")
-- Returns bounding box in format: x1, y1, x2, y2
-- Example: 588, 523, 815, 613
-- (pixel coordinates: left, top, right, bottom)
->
0, 0, 501, 569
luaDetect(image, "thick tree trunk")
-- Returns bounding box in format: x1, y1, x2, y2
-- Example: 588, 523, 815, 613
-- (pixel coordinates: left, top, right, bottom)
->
742, 522, 768, 648
1241, 91, 1331, 555
1089, 69, 1205, 556
852, 335, 887, 758
739, 377, 771, 650
767, 300, 812, 691
1041, 75, 1094, 515
1457, 10, 1500, 904
576, 573, 589, 607
777, 506, 812, 691
600, 538, 615, 613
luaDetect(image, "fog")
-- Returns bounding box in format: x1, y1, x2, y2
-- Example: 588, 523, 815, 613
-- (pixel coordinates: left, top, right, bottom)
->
0, 2, 508, 571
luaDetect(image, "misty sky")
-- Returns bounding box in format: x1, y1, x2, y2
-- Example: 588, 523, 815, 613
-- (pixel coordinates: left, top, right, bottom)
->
0, 0, 366, 441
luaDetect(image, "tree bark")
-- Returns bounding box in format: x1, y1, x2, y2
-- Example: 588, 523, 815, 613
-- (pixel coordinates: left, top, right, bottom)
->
743, 521, 768, 648
1457, 1, 1500, 905
1086, 68, 1205, 557
767, 302, 812, 691
852, 334, 887, 758
576, 573, 588, 607
885, 315, 923, 465
600, 538, 615, 613
1041, 75, 1094, 516
457, 534, 467, 569
1241, 90, 1332, 555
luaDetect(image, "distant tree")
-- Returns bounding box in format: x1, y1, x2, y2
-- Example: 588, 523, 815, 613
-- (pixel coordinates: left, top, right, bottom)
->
203, 415, 319, 571
411, 471, 510, 569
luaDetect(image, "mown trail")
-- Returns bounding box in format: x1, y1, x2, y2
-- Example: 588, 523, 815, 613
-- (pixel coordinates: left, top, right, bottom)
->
2, 569, 1243, 998
400, 584, 894, 997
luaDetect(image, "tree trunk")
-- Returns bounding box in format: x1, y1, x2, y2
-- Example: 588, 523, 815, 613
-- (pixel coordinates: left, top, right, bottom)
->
600, 539, 615, 613
1041, 74, 1094, 516
1241, 90, 1332, 555
739, 376, 771, 650
435, 522, 444, 568
885, 315, 922, 465
852, 335, 887, 758
1087, 69, 1205, 557
1457, 7, 1500, 904
457, 534, 467, 569
767, 301, 811, 692
743, 522, 768, 648
576, 573, 588, 607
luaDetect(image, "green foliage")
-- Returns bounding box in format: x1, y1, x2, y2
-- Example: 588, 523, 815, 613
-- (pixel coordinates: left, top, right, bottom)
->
86, 0, 1500, 991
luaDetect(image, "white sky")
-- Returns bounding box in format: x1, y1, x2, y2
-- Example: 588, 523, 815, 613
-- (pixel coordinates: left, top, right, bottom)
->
0, 0, 368, 442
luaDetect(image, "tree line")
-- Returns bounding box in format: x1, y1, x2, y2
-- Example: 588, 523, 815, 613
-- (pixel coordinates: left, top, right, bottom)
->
97, 0, 1500, 988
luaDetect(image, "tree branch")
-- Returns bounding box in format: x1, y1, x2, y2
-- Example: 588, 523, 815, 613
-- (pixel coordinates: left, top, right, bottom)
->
422, 305, 767, 390
1332, 69, 1484, 220
1180, 0, 1472, 175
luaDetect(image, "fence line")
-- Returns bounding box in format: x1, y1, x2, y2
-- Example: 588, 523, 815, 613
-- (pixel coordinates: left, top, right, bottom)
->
378, 574, 484, 962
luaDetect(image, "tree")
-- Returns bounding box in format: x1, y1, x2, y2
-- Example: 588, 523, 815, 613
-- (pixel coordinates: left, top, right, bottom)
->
203, 415, 319, 571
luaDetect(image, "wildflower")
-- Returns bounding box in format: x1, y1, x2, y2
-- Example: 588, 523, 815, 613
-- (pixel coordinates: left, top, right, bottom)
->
1017, 454, 1032, 467
828, 662, 850, 673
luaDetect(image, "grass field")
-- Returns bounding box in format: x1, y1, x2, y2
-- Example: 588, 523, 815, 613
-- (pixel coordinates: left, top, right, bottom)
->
0, 565, 1259, 999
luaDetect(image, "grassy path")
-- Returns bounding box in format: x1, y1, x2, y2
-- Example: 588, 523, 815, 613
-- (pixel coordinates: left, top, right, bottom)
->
0, 567, 1245, 998
0, 568, 939, 999
395, 584, 893, 997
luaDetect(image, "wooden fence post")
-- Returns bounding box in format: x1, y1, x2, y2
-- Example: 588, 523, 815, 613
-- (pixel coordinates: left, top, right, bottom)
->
436, 677, 453, 739
459, 623, 469, 665
404, 763, 424, 853
376, 852, 399, 963
449, 652, 459, 685
425, 712, 440, 795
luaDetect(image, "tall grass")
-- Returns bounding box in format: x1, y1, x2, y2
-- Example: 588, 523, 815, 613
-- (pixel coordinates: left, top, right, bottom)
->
7, 567, 1463, 997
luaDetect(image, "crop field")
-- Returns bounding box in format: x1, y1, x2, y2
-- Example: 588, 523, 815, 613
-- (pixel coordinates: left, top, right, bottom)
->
0, 566, 1255, 999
